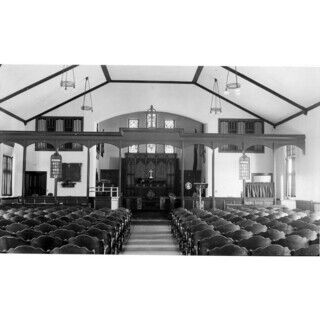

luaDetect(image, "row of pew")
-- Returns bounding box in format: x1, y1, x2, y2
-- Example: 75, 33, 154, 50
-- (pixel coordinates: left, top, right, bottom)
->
0, 205, 132, 254
171, 205, 320, 256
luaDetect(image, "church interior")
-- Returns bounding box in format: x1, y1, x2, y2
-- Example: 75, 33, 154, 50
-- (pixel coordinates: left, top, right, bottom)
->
0, 64, 319, 256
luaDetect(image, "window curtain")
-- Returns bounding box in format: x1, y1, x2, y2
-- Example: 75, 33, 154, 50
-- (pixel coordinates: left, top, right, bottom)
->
37, 119, 47, 150
2, 156, 12, 196
72, 119, 82, 150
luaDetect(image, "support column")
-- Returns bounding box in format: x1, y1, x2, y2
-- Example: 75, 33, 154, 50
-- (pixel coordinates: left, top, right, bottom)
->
181, 141, 185, 208
118, 142, 122, 196
21, 145, 27, 199
273, 144, 277, 205
211, 146, 215, 209
87, 146, 90, 200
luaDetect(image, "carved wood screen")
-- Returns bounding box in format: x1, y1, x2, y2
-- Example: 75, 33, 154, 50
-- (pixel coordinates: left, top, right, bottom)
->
122, 153, 179, 197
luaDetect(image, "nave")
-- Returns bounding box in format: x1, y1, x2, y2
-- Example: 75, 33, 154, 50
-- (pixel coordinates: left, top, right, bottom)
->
122, 212, 180, 255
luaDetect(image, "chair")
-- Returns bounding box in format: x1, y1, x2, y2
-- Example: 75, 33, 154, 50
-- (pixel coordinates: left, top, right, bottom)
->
252, 244, 291, 256
245, 223, 268, 235
239, 235, 271, 251
51, 244, 92, 254
226, 229, 253, 242
23, 219, 41, 228
292, 229, 318, 242
191, 229, 220, 255
64, 223, 86, 234
8, 245, 45, 254
49, 219, 66, 228
34, 223, 57, 234
83, 227, 111, 254
68, 234, 101, 254
0, 220, 12, 228
48, 228, 76, 241
260, 229, 286, 242
209, 244, 248, 256
6, 223, 28, 233
75, 218, 92, 228
0, 229, 13, 237
216, 223, 240, 235
255, 217, 271, 225
0, 236, 26, 253
31, 235, 64, 252
16, 229, 43, 241
276, 235, 309, 251
238, 220, 256, 229
293, 244, 319, 256
10, 216, 26, 223
198, 235, 233, 255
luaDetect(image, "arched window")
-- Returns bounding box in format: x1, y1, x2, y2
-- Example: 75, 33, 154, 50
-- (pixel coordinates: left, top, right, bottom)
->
146, 105, 157, 128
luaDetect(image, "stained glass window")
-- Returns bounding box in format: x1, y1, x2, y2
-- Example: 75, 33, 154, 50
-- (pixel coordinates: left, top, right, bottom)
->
128, 119, 139, 152
165, 145, 174, 154
147, 144, 156, 153
128, 119, 139, 128
146, 105, 157, 128
165, 120, 175, 129
129, 145, 138, 153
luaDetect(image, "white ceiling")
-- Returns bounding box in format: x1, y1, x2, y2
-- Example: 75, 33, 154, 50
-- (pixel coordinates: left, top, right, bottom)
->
0, 64, 319, 125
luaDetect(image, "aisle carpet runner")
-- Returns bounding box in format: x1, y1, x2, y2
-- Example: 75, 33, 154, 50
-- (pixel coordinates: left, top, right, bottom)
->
122, 213, 180, 255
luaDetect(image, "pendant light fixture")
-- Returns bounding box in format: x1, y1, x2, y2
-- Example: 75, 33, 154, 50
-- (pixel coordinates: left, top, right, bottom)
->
81, 77, 93, 112
224, 66, 241, 96
209, 78, 222, 115
60, 65, 76, 90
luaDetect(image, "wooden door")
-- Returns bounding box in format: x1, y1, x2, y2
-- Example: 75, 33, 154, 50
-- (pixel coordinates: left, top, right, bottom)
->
25, 171, 47, 196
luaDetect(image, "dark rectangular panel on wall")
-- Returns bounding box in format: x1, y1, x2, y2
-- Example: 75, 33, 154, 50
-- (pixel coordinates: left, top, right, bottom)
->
62, 163, 82, 182
100, 169, 119, 186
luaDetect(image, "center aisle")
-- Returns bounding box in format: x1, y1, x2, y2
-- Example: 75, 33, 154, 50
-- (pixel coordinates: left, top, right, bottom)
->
122, 212, 181, 255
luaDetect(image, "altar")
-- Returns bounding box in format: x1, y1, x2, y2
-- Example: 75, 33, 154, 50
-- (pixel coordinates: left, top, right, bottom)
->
122, 153, 179, 211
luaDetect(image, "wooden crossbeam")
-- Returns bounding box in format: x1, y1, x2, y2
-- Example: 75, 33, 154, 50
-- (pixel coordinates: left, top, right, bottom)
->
192, 66, 204, 83
195, 83, 275, 127
111, 80, 192, 85
0, 65, 79, 105
25, 81, 109, 123
0, 106, 26, 124
222, 66, 307, 113
275, 100, 320, 127
101, 65, 112, 82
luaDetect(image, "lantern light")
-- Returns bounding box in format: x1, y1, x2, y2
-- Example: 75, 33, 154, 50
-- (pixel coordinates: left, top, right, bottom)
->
50, 151, 62, 180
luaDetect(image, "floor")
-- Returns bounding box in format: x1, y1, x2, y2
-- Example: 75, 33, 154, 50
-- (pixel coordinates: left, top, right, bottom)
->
122, 211, 180, 255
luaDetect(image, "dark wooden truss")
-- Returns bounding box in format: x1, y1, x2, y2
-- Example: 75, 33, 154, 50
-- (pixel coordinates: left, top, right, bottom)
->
0, 64, 318, 127
0, 128, 306, 154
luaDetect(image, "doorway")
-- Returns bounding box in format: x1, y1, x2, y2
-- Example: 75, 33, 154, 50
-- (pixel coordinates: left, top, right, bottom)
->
25, 171, 47, 196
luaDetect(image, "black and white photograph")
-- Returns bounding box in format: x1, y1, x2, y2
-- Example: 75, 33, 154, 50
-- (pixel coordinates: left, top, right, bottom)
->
1, 1, 319, 320
0, 64, 319, 256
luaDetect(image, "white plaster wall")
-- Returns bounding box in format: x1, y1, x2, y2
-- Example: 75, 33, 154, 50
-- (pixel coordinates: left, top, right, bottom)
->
22, 83, 274, 198
275, 107, 320, 202
0, 113, 24, 197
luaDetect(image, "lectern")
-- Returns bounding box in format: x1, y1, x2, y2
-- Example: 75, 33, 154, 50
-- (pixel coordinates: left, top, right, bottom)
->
194, 182, 208, 210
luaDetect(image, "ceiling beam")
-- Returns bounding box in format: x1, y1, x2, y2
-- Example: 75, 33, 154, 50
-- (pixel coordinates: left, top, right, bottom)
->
101, 65, 112, 82
0, 65, 79, 105
222, 66, 307, 114
0, 107, 26, 124
25, 81, 109, 123
195, 83, 275, 127
275, 100, 320, 127
192, 66, 204, 83
111, 80, 192, 85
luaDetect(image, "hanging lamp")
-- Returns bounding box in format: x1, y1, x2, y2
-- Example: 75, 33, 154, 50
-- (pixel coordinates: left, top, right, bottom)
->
60, 65, 76, 90
224, 66, 241, 95
209, 78, 222, 115
81, 77, 93, 112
